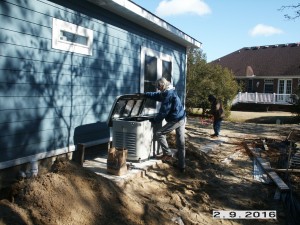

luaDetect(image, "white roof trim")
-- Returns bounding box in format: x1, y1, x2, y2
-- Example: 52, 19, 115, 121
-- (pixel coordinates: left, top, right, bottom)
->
86, 0, 201, 48
236, 75, 300, 79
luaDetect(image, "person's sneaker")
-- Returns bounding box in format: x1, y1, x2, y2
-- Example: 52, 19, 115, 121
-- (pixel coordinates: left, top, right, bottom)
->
162, 154, 174, 163
210, 134, 219, 138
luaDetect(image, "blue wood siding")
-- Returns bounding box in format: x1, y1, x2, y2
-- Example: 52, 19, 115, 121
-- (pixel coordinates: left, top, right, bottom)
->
0, 0, 187, 167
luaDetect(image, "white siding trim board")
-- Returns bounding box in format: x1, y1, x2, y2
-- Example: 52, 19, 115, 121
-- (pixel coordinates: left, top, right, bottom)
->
0, 145, 75, 170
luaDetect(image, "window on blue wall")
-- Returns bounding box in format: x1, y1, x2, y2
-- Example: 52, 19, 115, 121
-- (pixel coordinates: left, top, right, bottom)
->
162, 60, 172, 82
140, 47, 173, 113
60, 30, 88, 46
52, 18, 93, 55
144, 55, 158, 108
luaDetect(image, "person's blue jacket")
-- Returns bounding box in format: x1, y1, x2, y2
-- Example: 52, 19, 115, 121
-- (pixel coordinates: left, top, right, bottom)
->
144, 89, 186, 123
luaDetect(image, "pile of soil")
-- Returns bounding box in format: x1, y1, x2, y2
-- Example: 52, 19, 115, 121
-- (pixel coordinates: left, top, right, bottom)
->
1, 117, 299, 225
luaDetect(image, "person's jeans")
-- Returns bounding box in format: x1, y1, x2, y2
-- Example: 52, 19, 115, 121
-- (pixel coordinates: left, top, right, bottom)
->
155, 118, 186, 169
213, 118, 223, 136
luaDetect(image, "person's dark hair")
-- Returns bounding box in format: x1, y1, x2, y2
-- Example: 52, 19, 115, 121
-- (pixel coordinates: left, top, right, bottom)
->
208, 94, 216, 102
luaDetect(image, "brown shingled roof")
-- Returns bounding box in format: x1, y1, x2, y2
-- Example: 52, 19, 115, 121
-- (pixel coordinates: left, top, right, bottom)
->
210, 43, 300, 77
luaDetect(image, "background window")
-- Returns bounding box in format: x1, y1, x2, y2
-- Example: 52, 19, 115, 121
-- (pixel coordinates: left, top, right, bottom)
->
264, 79, 274, 93
247, 80, 253, 92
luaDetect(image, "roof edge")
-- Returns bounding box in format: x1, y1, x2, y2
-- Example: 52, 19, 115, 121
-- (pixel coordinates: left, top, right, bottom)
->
86, 0, 202, 48
236, 75, 300, 79
211, 42, 300, 62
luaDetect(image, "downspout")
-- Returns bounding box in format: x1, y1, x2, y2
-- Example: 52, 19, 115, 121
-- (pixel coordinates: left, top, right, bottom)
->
183, 47, 188, 108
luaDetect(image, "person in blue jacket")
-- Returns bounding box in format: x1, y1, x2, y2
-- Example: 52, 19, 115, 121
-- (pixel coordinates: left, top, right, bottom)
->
144, 77, 186, 172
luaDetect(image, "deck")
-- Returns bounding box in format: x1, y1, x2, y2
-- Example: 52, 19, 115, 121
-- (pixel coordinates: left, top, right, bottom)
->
232, 92, 297, 105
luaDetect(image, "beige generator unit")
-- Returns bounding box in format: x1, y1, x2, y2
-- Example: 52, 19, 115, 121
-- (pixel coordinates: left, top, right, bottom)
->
107, 94, 157, 162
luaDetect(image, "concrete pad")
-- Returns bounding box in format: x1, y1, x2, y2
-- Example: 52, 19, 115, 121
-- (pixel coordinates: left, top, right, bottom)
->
83, 136, 229, 186
83, 157, 162, 187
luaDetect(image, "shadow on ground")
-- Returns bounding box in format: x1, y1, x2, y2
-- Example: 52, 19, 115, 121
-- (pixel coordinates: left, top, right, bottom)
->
245, 116, 299, 124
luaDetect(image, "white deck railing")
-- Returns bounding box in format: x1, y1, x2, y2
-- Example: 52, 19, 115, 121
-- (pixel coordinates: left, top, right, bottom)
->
232, 92, 297, 105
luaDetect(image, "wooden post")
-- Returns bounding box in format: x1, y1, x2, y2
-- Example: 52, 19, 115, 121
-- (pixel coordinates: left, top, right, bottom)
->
73, 144, 85, 166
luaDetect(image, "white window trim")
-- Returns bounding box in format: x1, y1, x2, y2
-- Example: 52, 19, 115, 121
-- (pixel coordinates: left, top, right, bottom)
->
264, 79, 274, 84
140, 46, 173, 92
52, 18, 93, 56
277, 79, 292, 94
140, 47, 173, 115
264, 79, 274, 93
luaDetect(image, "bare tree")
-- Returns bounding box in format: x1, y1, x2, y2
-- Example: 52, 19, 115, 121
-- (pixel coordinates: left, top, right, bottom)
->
279, 3, 300, 20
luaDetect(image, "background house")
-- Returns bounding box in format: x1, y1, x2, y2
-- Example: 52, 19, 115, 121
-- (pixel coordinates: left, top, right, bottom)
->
210, 43, 300, 108
0, 0, 201, 179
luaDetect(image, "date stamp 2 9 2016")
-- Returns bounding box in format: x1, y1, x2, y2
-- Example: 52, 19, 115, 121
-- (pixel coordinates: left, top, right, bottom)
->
213, 210, 276, 219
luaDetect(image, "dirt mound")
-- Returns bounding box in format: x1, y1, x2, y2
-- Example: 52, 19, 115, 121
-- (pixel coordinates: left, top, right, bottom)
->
1, 159, 127, 225
0, 152, 283, 225
1, 152, 218, 225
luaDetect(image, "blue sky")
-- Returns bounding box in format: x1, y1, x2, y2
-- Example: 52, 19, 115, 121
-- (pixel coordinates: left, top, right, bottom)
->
132, 0, 300, 62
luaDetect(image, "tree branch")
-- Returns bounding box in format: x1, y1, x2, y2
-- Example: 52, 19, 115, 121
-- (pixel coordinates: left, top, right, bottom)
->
279, 3, 300, 20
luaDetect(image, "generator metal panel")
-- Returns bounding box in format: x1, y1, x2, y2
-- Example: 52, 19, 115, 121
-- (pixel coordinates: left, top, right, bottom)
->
112, 119, 153, 161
